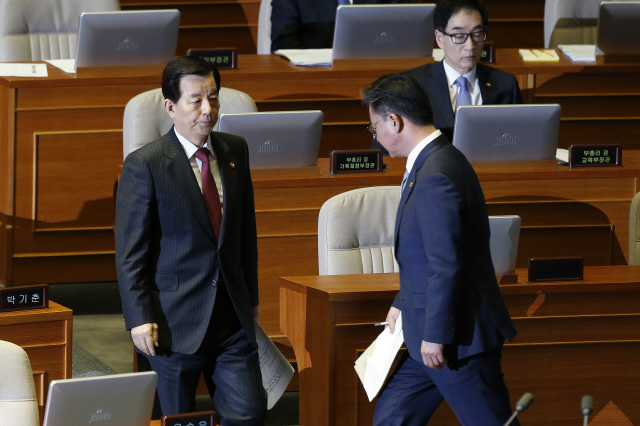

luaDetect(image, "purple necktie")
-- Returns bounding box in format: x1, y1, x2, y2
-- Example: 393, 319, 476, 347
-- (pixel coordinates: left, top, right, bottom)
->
194, 147, 222, 240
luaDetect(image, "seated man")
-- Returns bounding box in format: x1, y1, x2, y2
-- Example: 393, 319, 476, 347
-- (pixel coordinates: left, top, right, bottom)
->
270, 0, 402, 53
372, 0, 523, 151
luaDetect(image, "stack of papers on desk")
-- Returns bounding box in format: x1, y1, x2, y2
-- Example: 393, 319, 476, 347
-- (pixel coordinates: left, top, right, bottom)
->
558, 45, 596, 62
275, 49, 333, 66
519, 49, 560, 62
355, 314, 404, 402
0, 63, 48, 77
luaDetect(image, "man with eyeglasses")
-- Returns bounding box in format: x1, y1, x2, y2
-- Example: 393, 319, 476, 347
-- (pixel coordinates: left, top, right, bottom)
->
363, 72, 519, 426
372, 0, 522, 152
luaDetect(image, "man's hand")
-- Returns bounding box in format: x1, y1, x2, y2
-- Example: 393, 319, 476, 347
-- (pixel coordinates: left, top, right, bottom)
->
252, 305, 261, 325
385, 307, 401, 333
421, 341, 447, 369
131, 323, 158, 356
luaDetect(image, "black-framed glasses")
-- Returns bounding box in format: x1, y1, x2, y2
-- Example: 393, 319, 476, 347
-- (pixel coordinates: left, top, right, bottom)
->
440, 29, 486, 44
367, 116, 387, 136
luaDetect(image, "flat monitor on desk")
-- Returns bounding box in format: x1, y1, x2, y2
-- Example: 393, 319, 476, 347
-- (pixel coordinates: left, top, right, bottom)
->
217, 111, 324, 169
75, 9, 180, 69
452, 104, 561, 162
332, 4, 436, 61
596, 1, 640, 56
43, 372, 157, 426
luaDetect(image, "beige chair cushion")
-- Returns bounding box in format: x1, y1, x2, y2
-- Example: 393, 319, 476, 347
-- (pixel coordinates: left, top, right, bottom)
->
0, 0, 120, 61
0, 341, 39, 426
318, 186, 401, 275
630, 191, 640, 265
543, 0, 600, 48
122, 87, 258, 159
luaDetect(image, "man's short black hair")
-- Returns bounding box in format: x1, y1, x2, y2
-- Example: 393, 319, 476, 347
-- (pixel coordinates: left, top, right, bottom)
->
361, 73, 433, 127
162, 56, 221, 103
433, 0, 489, 32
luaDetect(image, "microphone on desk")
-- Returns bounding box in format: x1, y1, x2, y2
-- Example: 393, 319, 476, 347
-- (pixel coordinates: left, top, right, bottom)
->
503, 392, 534, 426
582, 395, 593, 426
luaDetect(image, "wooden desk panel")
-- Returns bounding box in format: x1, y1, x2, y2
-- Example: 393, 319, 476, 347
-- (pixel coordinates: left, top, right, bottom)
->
2, 55, 640, 346
281, 266, 640, 426
0, 301, 73, 413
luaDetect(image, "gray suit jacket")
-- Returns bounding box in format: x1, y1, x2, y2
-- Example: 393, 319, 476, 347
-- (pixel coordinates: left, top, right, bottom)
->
115, 128, 259, 354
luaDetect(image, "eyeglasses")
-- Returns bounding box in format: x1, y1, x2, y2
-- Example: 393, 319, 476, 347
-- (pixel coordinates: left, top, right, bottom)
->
367, 116, 387, 136
440, 29, 486, 44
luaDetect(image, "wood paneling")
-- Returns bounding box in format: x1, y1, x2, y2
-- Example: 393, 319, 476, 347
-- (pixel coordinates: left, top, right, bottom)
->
281, 267, 640, 426
2, 55, 640, 353
0, 301, 73, 410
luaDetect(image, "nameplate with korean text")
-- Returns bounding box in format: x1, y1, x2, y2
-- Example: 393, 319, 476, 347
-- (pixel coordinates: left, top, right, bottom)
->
569, 144, 622, 168
330, 150, 384, 174
0, 284, 49, 313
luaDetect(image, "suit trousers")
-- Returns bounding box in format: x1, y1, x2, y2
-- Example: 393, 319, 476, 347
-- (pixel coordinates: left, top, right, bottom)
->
373, 349, 517, 426
143, 285, 267, 425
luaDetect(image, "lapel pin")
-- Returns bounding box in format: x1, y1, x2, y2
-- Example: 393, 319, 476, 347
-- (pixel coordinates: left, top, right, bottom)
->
486, 82, 491, 87
230, 162, 235, 168
409, 182, 413, 188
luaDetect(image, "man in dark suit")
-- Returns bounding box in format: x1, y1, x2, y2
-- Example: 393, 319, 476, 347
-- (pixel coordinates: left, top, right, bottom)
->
362, 72, 518, 425
270, 0, 402, 53
115, 56, 266, 425
372, 0, 522, 151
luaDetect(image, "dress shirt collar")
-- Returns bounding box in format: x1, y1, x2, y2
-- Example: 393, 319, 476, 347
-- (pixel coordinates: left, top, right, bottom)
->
174, 127, 214, 159
405, 129, 442, 174
442, 58, 478, 91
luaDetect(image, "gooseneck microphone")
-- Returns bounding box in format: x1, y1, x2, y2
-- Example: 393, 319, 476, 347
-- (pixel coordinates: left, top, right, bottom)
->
504, 392, 534, 426
582, 395, 593, 426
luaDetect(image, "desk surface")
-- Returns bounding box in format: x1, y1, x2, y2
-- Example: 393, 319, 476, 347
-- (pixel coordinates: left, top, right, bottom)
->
280, 265, 640, 425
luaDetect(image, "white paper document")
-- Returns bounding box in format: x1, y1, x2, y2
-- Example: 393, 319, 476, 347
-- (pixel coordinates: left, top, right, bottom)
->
275, 49, 333, 66
255, 321, 295, 409
355, 313, 404, 402
45, 59, 76, 73
556, 148, 569, 164
0, 63, 48, 77
558, 45, 596, 62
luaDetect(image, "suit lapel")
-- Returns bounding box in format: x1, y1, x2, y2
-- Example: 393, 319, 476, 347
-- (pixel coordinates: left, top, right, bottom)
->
394, 135, 450, 251
163, 129, 217, 241
427, 62, 456, 128
210, 133, 238, 247
477, 64, 498, 105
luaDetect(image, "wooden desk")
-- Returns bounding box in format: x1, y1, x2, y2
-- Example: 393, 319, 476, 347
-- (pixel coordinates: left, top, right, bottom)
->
0, 301, 73, 413
2, 53, 640, 345
280, 266, 640, 426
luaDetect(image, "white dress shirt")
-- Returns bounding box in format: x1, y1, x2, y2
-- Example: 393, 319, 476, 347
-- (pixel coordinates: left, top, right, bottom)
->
174, 128, 224, 211
442, 59, 483, 111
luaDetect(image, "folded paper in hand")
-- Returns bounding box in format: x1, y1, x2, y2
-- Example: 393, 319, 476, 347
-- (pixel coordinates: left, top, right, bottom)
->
354, 313, 404, 402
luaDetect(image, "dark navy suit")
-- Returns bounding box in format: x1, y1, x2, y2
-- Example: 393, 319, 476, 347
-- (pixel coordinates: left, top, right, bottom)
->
115, 129, 266, 424
373, 134, 518, 425
372, 61, 523, 151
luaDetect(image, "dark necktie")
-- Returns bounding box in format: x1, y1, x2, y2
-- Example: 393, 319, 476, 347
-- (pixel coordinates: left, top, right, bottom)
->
194, 147, 222, 240
401, 169, 409, 192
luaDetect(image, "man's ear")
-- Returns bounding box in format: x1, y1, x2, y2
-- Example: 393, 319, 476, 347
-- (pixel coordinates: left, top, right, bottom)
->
164, 98, 176, 119
389, 114, 404, 134
435, 29, 444, 49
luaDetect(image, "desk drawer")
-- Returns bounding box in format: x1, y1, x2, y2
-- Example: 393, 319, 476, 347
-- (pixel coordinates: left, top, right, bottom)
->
0, 320, 66, 346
